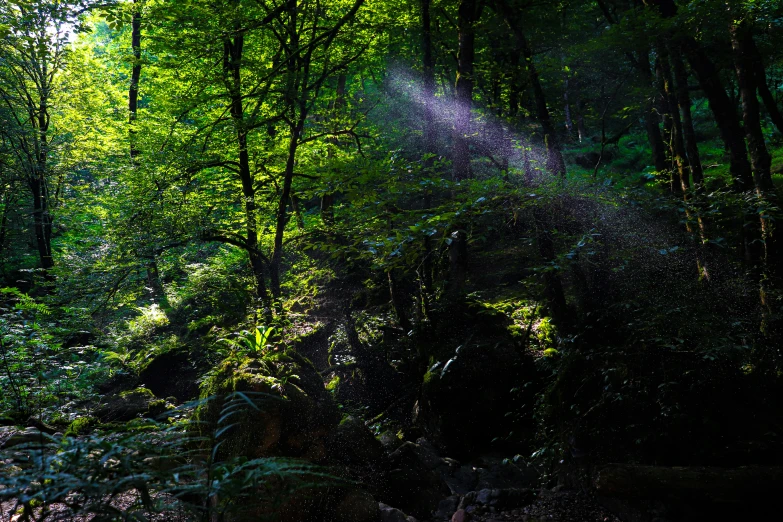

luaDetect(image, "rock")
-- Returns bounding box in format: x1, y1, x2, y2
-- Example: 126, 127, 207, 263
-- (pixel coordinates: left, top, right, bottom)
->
379, 431, 403, 450
451, 509, 469, 522
414, 437, 450, 469
65, 417, 97, 437
0, 428, 48, 449
97, 371, 139, 396
476, 489, 497, 504
328, 416, 386, 466
379, 503, 409, 522
334, 489, 379, 522
383, 441, 451, 518
196, 350, 339, 462
139, 347, 203, 402
443, 464, 478, 495
195, 350, 393, 522
25, 416, 57, 435
94, 387, 158, 422
434, 495, 460, 519
459, 488, 535, 511
473, 456, 539, 490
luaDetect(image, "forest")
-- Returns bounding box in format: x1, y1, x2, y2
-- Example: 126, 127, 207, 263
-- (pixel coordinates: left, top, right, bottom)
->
1, 0, 783, 520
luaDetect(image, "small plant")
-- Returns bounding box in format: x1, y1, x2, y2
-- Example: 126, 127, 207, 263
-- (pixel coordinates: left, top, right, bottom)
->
218, 325, 277, 356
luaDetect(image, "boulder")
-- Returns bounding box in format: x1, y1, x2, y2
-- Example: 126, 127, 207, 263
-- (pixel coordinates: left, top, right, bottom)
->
0, 427, 48, 449
94, 387, 159, 422
334, 489, 380, 522
97, 371, 139, 396
451, 509, 469, 522
196, 350, 387, 521
328, 415, 386, 466
412, 300, 539, 457
379, 503, 418, 522
196, 350, 340, 462
457, 488, 535, 511
415, 339, 534, 457
382, 441, 452, 519
139, 347, 202, 402
434, 495, 460, 519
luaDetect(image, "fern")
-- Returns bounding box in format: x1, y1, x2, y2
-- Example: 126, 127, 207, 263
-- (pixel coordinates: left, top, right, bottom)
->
0, 392, 338, 522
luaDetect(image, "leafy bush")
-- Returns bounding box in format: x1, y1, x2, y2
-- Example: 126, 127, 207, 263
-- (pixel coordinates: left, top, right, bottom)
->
0, 289, 104, 421
0, 394, 335, 521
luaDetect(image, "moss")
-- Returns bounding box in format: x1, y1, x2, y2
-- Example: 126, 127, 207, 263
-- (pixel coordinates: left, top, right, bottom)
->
326, 375, 340, 391
194, 347, 339, 462
148, 399, 170, 416
119, 387, 155, 399
65, 416, 97, 437
536, 317, 557, 349
508, 324, 523, 338
125, 418, 159, 431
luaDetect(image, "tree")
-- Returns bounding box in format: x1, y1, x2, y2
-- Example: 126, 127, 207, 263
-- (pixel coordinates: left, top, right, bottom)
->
0, 1, 86, 270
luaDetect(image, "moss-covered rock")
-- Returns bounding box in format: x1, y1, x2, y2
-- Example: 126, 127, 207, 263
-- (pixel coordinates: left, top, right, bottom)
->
196, 349, 392, 521
65, 416, 97, 437
196, 349, 340, 462
94, 387, 158, 422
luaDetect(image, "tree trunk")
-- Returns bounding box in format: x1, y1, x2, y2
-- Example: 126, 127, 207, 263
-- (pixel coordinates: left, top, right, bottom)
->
670, 46, 703, 187
495, 0, 565, 177
420, 0, 436, 309
388, 271, 413, 332
448, 229, 468, 297
681, 38, 753, 191
453, 0, 478, 181
747, 35, 783, 135
577, 99, 587, 143
656, 56, 676, 185
730, 19, 780, 290
730, 22, 773, 192
128, 2, 163, 297
521, 33, 565, 177
0, 196, 9, 257
30, 176, 53, 270
421, 0, 436, 157
32, 88, 53, 270
657, 47, 689, 192
224, 32, 270, 309
563, 63, 574, 138
643, 109, 667, 173
271, 122, 301, 300
129, 2, 142, 161
291, 196, 305, 230
596, 8, 666, 172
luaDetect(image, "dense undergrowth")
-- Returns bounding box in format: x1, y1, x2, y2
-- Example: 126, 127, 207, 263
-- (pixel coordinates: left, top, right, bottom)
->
4, 131, 783, 518
2, 1, 783, 519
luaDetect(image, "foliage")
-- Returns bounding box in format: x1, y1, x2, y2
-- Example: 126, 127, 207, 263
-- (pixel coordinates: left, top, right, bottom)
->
0, 394, 334, 522
0, 289, 103, 421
